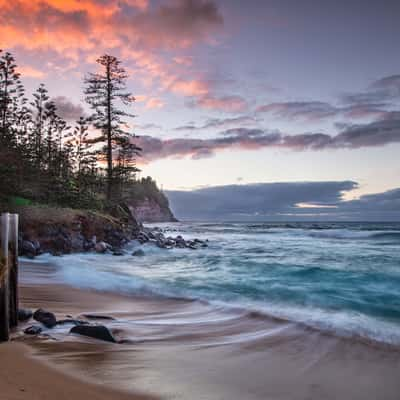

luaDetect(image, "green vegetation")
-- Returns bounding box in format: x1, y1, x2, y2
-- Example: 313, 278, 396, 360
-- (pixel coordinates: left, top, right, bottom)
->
0, 50, 169, 217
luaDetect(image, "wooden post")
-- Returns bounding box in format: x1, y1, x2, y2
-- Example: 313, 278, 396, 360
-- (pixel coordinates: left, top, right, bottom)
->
0, 213, 10, 341
9, 214, 19, 328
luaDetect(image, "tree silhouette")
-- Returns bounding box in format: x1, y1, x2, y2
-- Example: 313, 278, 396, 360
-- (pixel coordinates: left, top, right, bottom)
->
84, 54, 141, 202
0, 50, 24, 143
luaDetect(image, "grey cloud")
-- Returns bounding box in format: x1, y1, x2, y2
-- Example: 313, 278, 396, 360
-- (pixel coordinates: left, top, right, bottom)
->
256, 101, 388, 121
136, 115, 400, 162
166, 181, 358, 221
52, 96, 86, 121
116, 0, 223, 49
165, 182, 400, 221
256, 101, 338, 121
341, 75, 400, 105
174, 116, 258, 131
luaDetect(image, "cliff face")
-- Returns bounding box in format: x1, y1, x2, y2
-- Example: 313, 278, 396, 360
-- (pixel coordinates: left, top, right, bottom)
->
128, 197, 177, 223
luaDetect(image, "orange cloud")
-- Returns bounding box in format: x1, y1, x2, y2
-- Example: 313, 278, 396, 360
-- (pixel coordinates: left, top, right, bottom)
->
0, 1, 229, 110
169, 79, 210, 96
0, 0, 222, 54
145, 97, 164, 109
18, 65, 45, 78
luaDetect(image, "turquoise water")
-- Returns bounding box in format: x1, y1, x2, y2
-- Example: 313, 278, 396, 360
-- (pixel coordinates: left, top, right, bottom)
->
26, 222, 400, 345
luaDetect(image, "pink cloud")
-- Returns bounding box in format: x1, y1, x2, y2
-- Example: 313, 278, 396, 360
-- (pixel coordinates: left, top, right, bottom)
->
18, 65, 45, 78
145, 97, 165, 109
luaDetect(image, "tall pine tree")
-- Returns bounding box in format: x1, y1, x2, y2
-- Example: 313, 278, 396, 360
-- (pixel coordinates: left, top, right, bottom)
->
84, 54, 140, 202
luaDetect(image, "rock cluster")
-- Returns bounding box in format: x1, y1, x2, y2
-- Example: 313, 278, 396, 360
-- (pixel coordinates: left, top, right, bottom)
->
21, 308, 116, 343
20, 226, 208, 258
137, 229, 208, 250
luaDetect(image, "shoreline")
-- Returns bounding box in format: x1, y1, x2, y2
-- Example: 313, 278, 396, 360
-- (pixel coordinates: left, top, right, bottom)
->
20, 253, 400, 350
6, 265, 400, 400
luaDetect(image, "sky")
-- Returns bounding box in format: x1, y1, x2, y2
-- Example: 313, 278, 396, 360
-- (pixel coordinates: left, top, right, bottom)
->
1, 0, 400, 220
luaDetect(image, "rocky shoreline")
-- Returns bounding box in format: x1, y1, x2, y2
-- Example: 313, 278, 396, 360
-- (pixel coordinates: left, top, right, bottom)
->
18, 208, 207, 258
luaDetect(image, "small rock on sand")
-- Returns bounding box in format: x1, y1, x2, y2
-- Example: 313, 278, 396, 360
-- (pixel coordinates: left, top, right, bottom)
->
24, 325, 42, 335
70, 325, 116, 343
33, 308, 57, 328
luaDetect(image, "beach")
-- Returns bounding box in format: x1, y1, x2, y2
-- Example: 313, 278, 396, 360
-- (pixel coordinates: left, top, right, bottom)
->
4, 254, 400, 400
0, 342, 155, 400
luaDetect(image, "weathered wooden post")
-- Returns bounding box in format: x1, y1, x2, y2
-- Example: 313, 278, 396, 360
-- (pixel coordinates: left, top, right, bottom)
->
0, 213, 10, 341
9, 214, 19, 328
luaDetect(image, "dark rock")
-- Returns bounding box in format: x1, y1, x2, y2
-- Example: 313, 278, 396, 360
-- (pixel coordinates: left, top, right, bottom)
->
132, 249, 145, 257
156, 240, 166, 249
24, 325, 42, 335
83, 236, 96, 251
21, 240, 36, 257
106, 229, 126, 247
33, 308, 57, 328
82, 314, 115, 320
31, 240, 41, 253
112, 249, 124, 256
95, 241, 110, 253
18, 309, 33, 322
54, 234, 72, 253
70, 325, 116, 343
71, 233, 84, 251
137, 232, 149, 244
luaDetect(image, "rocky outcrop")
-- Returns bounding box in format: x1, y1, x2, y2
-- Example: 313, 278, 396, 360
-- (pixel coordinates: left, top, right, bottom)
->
18, 206, 140, 257
128, 197, 177, 223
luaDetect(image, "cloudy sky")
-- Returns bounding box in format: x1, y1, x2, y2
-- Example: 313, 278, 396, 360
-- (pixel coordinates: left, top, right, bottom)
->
1, 0, 399, 220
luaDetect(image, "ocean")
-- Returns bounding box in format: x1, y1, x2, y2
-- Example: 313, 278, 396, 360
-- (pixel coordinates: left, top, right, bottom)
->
23, 221, 400, 346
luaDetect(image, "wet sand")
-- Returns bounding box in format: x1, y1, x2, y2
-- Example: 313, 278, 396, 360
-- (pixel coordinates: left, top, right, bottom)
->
0, 342, 156, 400
4, 261, 400, 400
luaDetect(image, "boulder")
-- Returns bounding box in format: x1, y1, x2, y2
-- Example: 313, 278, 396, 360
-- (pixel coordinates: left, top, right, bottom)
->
31, 240, 41, 254
112, 249, 124, 256
137, 232, 149, 244
95, 241, 110, 253
24, 325, 42, 335
33, 308, 57, 328
53, 234, 72, 254
70, 325, 116, 343
18, 308, 33, 322
106, 229, 126, 247
71, 233, 84, 252
21, 240, 36, 257
132, 249, 145, 257
83, 236, 96, 251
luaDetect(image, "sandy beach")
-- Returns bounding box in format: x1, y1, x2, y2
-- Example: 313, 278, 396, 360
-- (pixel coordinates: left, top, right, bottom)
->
1, 260, 399, 400
0, 342, 156, 400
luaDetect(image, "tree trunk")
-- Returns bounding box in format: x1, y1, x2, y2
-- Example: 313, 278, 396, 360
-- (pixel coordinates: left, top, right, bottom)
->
106, 62, 113, 202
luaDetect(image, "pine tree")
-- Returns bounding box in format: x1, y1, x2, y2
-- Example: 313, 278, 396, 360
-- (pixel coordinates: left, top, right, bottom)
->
30, 84, 50, 167
0, 50, 24, 144
84, 54, 140, 202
